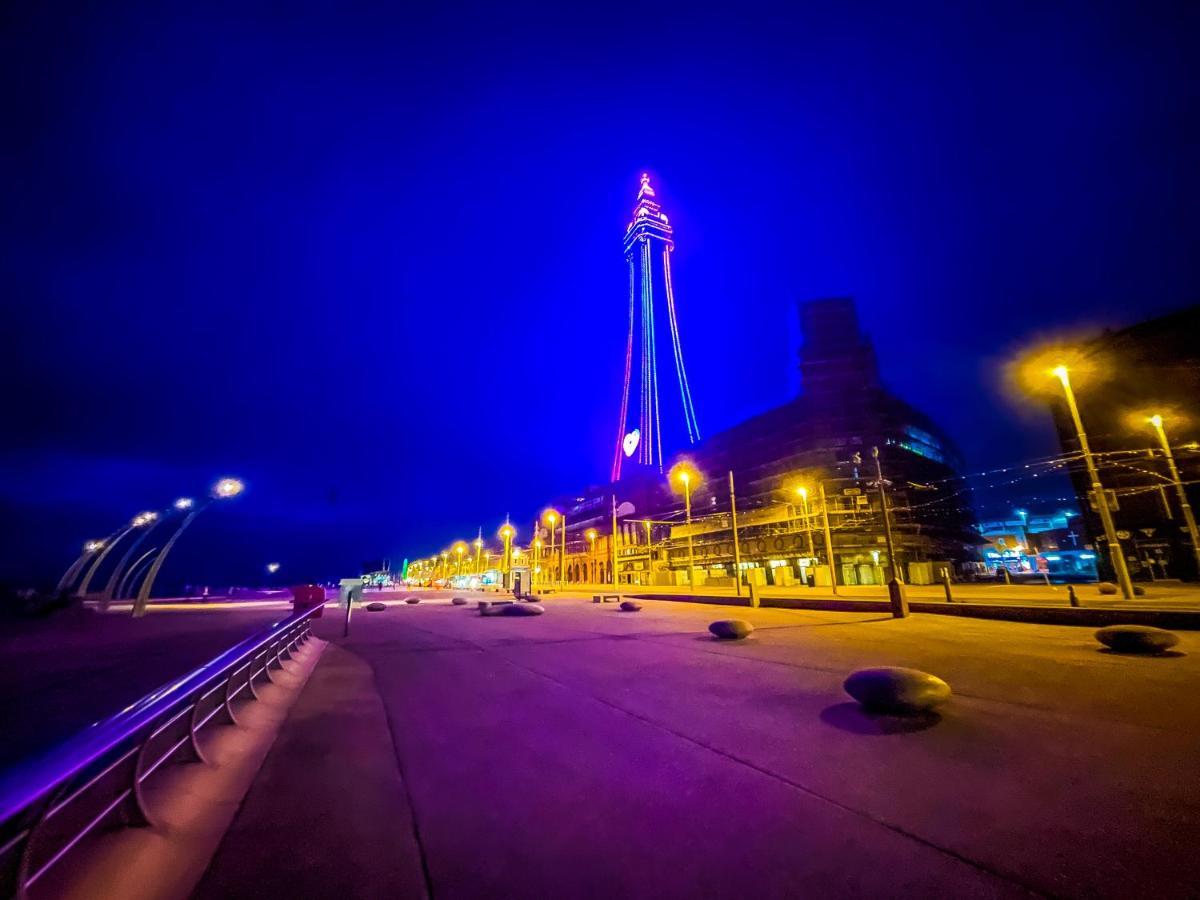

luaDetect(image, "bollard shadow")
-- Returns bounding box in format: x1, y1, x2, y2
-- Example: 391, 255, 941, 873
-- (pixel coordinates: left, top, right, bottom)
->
819, 702, 942, 735
1096, 648, 1186, 659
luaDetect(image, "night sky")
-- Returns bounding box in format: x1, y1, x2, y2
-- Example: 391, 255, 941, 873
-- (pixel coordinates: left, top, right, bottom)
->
3, 3, 1198, 589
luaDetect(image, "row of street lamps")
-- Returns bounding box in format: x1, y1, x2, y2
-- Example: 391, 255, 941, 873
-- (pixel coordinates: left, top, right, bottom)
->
59, 478, 245, 616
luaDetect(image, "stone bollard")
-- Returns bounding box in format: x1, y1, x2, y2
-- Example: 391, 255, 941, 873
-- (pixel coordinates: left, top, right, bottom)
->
1067, 584, 1080, 608
748, 582, 760, 609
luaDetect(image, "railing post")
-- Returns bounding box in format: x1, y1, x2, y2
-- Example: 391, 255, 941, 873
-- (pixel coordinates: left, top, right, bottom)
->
223, 671, 240, 725
187, 692, 209, 764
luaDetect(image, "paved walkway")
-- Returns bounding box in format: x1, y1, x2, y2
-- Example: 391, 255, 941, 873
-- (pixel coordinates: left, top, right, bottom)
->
199, 593, 1200, 898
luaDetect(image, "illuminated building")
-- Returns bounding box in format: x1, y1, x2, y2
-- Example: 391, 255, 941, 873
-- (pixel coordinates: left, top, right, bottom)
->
556, 298, 979, 587
612, 174, 700, 481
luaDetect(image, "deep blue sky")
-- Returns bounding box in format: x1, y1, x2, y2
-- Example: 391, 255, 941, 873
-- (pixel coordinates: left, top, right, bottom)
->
2, 2, 1198, 588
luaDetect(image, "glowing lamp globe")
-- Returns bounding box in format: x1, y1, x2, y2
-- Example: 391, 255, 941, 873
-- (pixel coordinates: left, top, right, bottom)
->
214, 478, 245, 499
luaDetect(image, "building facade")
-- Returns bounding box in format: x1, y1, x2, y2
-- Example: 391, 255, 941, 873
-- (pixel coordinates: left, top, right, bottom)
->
542, 297, 980, 589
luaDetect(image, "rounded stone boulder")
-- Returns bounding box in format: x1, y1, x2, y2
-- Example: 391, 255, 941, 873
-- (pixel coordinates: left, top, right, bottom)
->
1097, 582, 1118, 596
1132, 585, 1146, 597
708, 619, 754, 640
1095, 625, 1179, 655
365, 601, 387, 612
405, 597, 420, 605
451, 597, 469, 606
501, 603, 545, 617
619, 600, 642, 612
843, 667, 952, 714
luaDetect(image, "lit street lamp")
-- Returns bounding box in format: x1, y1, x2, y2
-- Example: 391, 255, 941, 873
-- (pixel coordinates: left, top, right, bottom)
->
585, 528, 597, 582
795, 486, 816, 557
1051, 366, 1134, 599
77, 511, 158, 597
499, 522, 515, 580
543, 509, 561, 586
1148, 414, 1200, 577
267, 562, 281, 574
134, 477, 245, 617
670, 462, 699, 588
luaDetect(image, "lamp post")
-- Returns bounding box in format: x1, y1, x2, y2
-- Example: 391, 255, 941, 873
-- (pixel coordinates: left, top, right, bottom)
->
729, 471, 742, 597
1052, 366, 1134, 599
1149, 414, 1200, 577
611, 493, 619, 588
585, 528, 597, 583
102, 501, 187, 604
77, 519, 141, 597
871, 447, 909, 618
499, 523, 515, 585
117, 547, 159, 600
533, 537, 543, 587
474, 533, 483, 575
544, 510, 559, 587
670, 463, 698, 588
58, 539, 106, 594
817, 482, 838, 595
454, 543, 466, 578
133, 478, 244, 618
559, 514, 567, 586
796, 486, 816, 557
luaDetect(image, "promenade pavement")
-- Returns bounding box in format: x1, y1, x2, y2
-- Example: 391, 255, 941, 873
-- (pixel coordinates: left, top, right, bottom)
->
199, 593, 1200, 898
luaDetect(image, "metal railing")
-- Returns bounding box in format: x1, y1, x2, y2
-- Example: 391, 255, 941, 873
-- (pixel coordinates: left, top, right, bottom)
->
0, 604, 324, 899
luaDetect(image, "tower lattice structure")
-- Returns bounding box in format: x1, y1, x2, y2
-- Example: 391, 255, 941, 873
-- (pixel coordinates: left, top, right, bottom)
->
612, 174, 700, 481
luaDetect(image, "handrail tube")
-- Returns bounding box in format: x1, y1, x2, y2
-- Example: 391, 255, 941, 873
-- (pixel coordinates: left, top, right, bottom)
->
0, 604, 322, 825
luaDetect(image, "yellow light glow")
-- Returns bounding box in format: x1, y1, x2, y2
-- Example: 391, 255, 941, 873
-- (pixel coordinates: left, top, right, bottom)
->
585, 528, 597, 541
668, 460, 700, 493
796, 486, 809, 500
1149, 414, 1163, 428
542, 508, 559, 526
85, 540, 103, 552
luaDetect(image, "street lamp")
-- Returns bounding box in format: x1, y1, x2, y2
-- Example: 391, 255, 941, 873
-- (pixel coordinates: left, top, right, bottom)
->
499, 523, 515, 580
1148, 414, 1200, 577
585, 528, 597, 583
795, 486, 816, 557
134, 477, 245, 617
454, 542, 466, 576
871, 447, 909, 618
543, 509, 561, 586
473, 535, 483, 575
174, 497, 194, 510
669, 461, 699, 588
266, 562, 281, 574
77, 511, 158, 597
1051, 365, 1134, 599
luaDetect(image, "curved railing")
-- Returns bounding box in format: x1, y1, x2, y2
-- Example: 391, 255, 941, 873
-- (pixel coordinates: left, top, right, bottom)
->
0, 604, 324, 899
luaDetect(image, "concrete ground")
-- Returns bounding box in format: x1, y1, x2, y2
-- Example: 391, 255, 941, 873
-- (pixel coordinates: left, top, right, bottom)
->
202, 592, 1200, 899
0, 606, 287, 770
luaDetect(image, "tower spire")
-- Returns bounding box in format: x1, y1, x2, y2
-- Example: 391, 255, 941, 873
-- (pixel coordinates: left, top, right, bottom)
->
613, 173, 699, 482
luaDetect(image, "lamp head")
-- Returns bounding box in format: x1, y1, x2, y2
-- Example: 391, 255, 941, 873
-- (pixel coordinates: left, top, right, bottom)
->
214, 477, 245, 499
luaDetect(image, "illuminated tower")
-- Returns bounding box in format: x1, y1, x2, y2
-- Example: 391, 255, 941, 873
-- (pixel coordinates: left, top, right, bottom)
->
612, 173, 700, 481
